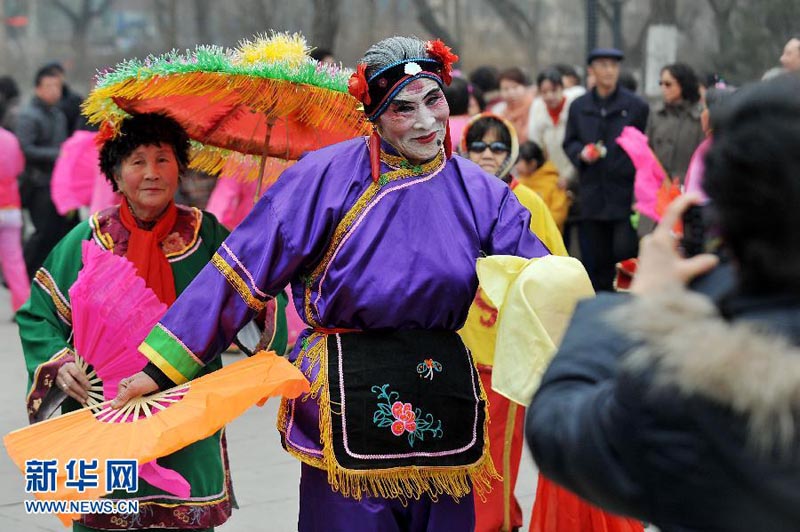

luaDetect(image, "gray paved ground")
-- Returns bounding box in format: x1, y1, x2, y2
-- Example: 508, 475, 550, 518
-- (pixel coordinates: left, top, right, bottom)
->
0, 289, 539, 531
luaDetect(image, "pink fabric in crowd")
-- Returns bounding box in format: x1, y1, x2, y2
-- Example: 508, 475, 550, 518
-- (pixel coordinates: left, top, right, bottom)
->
0, 127, 30, 311
0, 127, 24, 208
90, 172, 120, 214
205, 178, 258, 231
616, 126, 668, 221
51, 130, 105, 215
0, 226, 30, 311
683, 137, 712, 204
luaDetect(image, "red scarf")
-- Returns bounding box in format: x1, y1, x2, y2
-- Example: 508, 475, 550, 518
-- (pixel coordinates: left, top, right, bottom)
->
547, 97, 566, 126
119, 198, 178, 305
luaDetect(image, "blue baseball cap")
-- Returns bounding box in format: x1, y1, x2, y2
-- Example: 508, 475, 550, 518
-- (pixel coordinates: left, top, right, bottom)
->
587, 47, 624, 64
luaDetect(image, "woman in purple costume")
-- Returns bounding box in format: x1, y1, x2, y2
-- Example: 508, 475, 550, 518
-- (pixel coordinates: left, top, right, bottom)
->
111, 36, 550, 531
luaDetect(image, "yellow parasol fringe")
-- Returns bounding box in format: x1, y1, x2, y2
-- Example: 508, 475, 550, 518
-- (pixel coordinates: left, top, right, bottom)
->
83, 72, 368, 148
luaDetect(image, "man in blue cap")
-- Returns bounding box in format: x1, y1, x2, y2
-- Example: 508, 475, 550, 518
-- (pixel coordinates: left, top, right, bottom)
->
563, 47, 649, 291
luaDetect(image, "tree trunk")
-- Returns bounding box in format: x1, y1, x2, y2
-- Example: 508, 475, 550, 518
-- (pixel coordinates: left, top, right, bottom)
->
153, 0, 178, 50
0, 0, 7, 74
651, 0, 677, 23
311, 0, 341, 50
194, 0, 213, 43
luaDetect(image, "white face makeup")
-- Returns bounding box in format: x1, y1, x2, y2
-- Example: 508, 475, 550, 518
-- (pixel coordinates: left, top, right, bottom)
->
376, 77, 450, 164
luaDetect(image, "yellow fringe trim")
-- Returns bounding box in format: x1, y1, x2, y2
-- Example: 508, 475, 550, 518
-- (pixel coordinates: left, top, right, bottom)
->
315, 333, 499, 502
33, 269, 72, 324
211, 253, 266, 312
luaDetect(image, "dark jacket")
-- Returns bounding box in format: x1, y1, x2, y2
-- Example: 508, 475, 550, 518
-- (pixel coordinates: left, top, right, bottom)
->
563, 86, 649, 220
646, 99, 704, 180
59, 84, 84, 135
526, 280, 800, 532
14, 96, 67, 188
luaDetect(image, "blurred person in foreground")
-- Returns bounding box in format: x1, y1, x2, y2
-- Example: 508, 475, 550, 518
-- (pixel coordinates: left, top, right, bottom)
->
527, 74, 800, 532
15, 64, 75, 279
780, 36, 800, 73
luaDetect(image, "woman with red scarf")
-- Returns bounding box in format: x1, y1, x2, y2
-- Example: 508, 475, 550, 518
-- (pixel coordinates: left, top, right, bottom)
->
17, 113, 287, 531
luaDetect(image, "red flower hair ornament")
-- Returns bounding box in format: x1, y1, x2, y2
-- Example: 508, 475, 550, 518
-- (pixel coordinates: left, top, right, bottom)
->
425, 39, 459, 85
348, 63, 371, 105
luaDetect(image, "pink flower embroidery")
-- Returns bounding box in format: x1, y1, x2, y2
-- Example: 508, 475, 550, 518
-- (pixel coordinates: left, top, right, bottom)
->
390, 401, 417, 435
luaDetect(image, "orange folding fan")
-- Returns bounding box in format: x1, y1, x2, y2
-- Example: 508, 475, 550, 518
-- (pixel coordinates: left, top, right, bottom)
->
4, 351, 309, 526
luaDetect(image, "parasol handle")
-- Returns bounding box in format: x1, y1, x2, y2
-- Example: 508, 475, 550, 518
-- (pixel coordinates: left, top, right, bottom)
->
254, 117, 276, 204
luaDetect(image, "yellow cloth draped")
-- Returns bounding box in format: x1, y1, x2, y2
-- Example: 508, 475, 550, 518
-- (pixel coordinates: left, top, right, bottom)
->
469, 255, 594, 406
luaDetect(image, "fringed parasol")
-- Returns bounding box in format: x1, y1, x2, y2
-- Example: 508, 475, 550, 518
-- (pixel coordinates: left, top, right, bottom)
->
83, 32, 370, 190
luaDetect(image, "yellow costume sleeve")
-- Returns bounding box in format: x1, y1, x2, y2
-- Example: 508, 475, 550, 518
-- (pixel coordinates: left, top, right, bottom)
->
512, 184, 568, 257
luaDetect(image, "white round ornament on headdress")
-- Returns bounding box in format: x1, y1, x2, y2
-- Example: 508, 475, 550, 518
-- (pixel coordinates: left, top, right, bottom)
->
404, 62, 423, 76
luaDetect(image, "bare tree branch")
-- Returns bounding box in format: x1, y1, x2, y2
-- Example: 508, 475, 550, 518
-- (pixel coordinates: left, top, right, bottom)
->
89, 0, 114, 18
596, 1, 613, 27
483, 0, 534, 40
50, 0, 80, 24
410, 0, 458, 49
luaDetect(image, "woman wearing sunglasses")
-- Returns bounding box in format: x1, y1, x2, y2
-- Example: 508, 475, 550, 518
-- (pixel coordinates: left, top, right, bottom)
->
461, 113, 565, 256
640, 63, 705, 235
459, 112, 566, 531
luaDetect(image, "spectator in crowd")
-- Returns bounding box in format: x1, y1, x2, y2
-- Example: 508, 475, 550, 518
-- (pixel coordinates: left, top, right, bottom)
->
443, 76, 472, 154
780, 36, 800, 72
563, 48, 649, 291
648, 63, 704, 182
618, 70, 638, 93
527, 74, 800, 532
515, 140, 570, 232
467, 82, 485, 115
42, 61, 84, 135
459, 112, 564, 532
554, 63, 586, 99
0, 121, 31, 312
469, 65, 501, 108
15, 64, 74, 278
310, 47, 335, 64
493, 67, 535, 143
639, 63, 705, 235
528, 68, 579, 191
0, 75, 21, 130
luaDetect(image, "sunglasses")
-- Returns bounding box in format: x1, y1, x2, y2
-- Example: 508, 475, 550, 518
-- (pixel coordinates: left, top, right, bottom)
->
468, 141, 510, 154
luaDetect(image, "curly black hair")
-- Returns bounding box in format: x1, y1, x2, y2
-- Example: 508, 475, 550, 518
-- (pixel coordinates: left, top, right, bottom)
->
99, 113, 190, 192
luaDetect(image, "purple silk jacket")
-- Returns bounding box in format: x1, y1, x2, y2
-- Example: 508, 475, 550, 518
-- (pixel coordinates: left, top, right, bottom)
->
139, 136, 550, 463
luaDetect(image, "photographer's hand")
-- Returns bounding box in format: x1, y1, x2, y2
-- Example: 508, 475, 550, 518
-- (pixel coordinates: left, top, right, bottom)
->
631, 194, 719, 295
